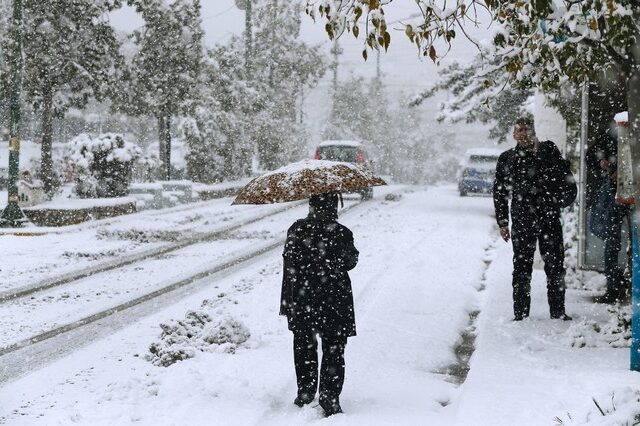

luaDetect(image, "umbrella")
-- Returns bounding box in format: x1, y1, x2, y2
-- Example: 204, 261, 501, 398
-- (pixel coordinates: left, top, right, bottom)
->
232, 159, 387, 205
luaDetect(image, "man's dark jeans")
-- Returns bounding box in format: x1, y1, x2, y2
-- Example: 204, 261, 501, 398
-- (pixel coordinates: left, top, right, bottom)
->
604, 203, 630, 298
511, 206, 566, 318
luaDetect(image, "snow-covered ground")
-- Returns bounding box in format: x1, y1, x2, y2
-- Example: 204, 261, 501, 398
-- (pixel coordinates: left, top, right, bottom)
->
0, 185, 638, 425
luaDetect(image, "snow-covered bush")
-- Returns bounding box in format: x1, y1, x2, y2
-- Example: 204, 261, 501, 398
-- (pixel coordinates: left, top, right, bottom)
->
563, 206, 580, 289
131, 152, 161, 183
147, 310, 250, 367
69, 133, 141, 198
567, 305, 631, 349
554, 388, 640, 425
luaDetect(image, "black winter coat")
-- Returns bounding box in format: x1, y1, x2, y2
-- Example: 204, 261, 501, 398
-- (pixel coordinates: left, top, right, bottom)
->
280, 214, 359, 337
493, 140, 569, 228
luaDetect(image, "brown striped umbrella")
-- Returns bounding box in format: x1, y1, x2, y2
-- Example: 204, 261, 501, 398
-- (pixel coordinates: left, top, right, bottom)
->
232, 160, 386, 204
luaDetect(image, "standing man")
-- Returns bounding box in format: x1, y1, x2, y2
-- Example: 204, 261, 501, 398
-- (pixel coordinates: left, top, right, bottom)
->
280, 192, 359, 417
598, 161, 631, 303
493, 115, 573, 321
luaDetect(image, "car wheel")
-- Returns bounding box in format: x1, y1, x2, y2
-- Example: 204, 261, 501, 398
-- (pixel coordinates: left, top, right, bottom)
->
459, 189, 467, 197
361, 188, 373, 200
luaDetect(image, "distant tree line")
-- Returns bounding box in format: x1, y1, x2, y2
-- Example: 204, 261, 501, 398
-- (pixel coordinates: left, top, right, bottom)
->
0, 0, 470, 197
0, 0, 328, 196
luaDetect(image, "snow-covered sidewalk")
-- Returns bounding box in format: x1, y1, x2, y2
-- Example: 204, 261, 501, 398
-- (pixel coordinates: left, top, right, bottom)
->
455, 237, 639, 425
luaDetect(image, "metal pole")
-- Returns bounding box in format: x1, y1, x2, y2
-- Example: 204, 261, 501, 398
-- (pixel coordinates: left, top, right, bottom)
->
1, 0, 26, 227
577, 81, 589, 269
613, 110, 639, 370
627, 54, 640, 371
632, 217, 640, 370
330, 40, 342, 94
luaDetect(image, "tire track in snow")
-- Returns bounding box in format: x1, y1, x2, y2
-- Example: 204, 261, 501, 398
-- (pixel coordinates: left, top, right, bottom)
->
0, 199, 372, 384
0, 201, 305, 302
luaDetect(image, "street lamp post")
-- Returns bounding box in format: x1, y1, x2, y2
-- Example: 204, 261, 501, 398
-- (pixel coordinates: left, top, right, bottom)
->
1, 0, 26, 227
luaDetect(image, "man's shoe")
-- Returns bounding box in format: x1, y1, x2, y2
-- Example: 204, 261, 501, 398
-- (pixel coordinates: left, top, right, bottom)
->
293, 393, 314, 407
513, 314, 529, 321
319, 396, 343, 417
551, 313, 572, 321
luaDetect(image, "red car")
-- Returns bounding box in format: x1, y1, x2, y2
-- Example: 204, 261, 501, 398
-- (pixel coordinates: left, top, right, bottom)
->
314, 140, 374, 200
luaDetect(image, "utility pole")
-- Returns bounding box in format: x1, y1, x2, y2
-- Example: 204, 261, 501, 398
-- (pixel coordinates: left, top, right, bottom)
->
235, 0, 254, 171
330, 40, 343, 95
1, 0, 26, 227
235, 0, 252, 74
299, 83, 304, 124
246, 0, 252, 73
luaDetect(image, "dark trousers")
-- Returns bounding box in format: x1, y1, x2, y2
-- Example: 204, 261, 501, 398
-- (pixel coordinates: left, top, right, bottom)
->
293, 330, 347, 402
604, 204, 630, 297
511, 208, 566, 318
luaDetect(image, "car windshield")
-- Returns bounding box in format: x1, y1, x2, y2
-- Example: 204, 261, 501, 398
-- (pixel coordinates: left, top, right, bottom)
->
319, 146, 359, 162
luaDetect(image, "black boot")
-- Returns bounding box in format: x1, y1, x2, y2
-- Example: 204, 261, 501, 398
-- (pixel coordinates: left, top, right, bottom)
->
550, 313, 572, 321
293, 392, 314, 407
547, 276, 569, 320
319, 395, 343, 417
512, 277, 531, 322
594, 291, 618, 304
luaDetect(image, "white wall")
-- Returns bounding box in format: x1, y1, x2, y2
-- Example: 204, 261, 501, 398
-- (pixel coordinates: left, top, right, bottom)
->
533, 90, 567, 153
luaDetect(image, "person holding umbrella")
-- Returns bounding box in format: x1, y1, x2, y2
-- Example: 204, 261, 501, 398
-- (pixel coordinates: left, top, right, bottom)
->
280, 192, 358, 417
232, 159, 385, 416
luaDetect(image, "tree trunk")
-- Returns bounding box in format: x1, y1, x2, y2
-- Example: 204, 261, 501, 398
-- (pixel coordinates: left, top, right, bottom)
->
165, 115, 172, 181
41, 85, 54, 196
157, 115, 166, 181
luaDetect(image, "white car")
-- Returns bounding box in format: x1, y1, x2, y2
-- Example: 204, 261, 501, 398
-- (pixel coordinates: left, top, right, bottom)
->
458, 148, 502, 196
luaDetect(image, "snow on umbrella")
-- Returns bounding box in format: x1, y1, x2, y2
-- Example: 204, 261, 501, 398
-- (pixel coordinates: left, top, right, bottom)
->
232, 159, 387, 204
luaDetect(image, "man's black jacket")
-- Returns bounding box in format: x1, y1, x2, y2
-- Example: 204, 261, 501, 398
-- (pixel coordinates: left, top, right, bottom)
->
493, 140, 569, 228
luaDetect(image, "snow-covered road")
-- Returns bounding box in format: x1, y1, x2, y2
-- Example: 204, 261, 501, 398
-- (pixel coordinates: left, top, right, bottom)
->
0, 185, 496, 424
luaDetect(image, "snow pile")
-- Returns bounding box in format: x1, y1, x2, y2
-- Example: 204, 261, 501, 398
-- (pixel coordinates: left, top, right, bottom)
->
567, 305, 631, 348
563, 206, 580, 289
554, 388, 640, 425
146, 308, 251, 367
62, 247, 125, 260
384, 192, 402, 202
97, 227, 183, 243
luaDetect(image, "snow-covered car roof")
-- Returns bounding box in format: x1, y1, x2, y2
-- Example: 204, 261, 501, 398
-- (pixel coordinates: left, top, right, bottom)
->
463, 147, 503, 158
459, 147, 503, 170
318, 140, 363, 148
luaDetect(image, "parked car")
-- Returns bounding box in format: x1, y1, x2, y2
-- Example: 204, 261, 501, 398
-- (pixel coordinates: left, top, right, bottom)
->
458, 148, 502, 196
314, 140, 374, 200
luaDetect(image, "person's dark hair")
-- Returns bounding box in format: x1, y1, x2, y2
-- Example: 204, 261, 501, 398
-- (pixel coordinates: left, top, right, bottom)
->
309, 193, 338, 220
514, 115, 534, 130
